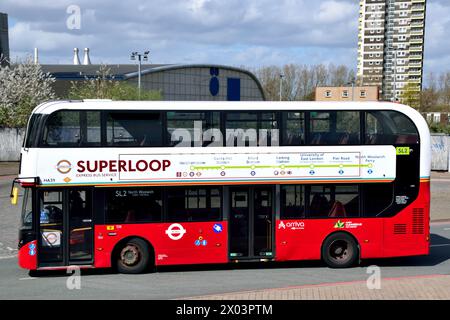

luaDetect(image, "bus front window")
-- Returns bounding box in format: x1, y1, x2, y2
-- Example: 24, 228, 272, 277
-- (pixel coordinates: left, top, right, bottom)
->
21, 189, 33, 230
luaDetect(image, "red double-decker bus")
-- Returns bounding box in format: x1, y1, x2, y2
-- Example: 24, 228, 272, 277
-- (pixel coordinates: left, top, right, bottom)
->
12, 100, 431, 273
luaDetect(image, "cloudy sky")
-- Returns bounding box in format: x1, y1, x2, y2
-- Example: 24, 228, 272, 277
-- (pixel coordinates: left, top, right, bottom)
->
1, 0, 449, 77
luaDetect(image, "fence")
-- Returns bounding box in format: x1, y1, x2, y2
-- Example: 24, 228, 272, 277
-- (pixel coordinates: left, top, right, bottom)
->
0, 128, 25, 161
431, 134, 450, 172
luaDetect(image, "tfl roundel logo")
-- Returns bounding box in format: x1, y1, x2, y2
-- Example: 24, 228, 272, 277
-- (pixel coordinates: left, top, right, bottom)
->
165, 223, 187, 240
56, 160, 72, 174
28, 243, 36, 256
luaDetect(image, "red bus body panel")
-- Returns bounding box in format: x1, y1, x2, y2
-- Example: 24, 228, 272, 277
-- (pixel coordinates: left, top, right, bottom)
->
18, 240, 37, 270
94, 222, 229, 268
18, 182, 429, 271
276, 180, 430, 261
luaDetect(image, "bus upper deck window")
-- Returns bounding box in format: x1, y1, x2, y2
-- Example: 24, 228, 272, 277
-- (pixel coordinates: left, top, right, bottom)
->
365, 111, 419, 145
24, 114, 42, 148
167, 111, 221, 147
107, 112, 163, 147
309, 111, 360, 145
282, 112, 305, 146
43, 111, 81, 146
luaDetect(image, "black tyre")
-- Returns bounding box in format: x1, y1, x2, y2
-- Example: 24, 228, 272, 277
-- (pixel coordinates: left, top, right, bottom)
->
28, 270, 41, 277
322, 233, 359, 268
116, 238, 152, 274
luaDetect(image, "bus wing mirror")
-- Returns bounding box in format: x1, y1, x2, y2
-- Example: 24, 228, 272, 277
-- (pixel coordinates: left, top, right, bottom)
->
10, 177, 37, 206
11, 187, 19, 205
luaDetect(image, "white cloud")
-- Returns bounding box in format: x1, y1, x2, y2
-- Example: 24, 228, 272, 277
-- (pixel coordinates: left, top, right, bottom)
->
2, 0, 448, 78
421, 1, 450, 77
10, 22, 95, 52
315, 0, 355, 23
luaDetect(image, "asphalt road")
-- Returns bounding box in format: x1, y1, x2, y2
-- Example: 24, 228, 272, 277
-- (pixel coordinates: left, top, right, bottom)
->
0, 176, 449, 299
0, 222, 448, 299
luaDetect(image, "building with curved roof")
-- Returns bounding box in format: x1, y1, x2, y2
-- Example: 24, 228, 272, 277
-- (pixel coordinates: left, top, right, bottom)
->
42, 63, 265, 101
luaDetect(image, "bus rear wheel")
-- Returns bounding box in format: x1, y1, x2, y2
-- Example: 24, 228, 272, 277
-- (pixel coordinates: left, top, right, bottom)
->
322, 233, 359, 268
116, 238, 151, 274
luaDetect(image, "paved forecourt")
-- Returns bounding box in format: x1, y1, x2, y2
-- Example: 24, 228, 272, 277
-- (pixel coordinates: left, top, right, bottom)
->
182, 274, 450, 300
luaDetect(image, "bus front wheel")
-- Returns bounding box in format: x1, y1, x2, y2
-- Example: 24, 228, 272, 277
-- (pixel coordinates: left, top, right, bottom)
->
116, 238, 152, 274
322, 233, 359, 268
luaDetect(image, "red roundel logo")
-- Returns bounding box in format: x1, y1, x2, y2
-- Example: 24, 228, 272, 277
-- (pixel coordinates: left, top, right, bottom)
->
56, 160, 72, 174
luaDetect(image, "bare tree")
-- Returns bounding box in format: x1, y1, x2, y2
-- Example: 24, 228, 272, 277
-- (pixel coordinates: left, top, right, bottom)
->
313, 64, 329, 88
254, 66, 281, 101
281, 64, 299, 101
255, 63, 357, 101
439, 72, 450, 108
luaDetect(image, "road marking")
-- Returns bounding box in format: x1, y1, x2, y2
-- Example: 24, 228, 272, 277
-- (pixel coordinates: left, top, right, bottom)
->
6, 247, 16, 251
431, 179, 450, 182
19, 277, 37, 281
431, 221, 450, 226
430, 244, 450, 248
0, 255, 17, 260
444, 228, 450, 231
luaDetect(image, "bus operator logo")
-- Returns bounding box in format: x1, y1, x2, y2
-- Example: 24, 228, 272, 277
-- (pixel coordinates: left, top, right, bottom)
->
76, 159, 171, 173
56, 160, 72, 174
165, 223, 186, 240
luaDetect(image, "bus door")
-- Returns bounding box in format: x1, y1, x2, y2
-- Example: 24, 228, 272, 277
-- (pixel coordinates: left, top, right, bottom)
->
37, 189, 94, 267
229, 186, 274, 260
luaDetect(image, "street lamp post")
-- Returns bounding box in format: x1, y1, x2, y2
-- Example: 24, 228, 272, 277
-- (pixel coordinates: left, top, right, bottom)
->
347, 78, 356, 101
130, 51, 150, 99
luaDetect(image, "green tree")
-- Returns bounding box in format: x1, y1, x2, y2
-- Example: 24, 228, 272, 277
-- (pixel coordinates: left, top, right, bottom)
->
0, 58, 56, 127
68, 65, 162, 101
428, 122, 450, 134
400, 82, 421, 110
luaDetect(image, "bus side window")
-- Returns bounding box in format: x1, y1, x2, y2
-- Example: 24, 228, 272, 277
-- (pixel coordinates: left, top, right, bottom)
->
166, 112, 221, 147
225, 112, 258, 147
43, 111, 81, 146
166, 187, 221, 222
105, 188, 163, 223
308, 185, 359, 218
107, 112, 163, 147
308, 111, 360, 145
83, 111, 101, 146
363, 183, 394, 217
336, 111, 360, 145
365, 112, 383, 144
365, 111, 419, 145
280, 185, 305, 219
309, 112, 330, 145
281, 112, 305, 146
